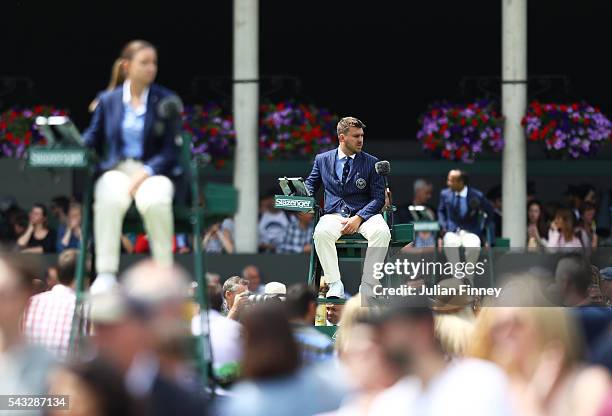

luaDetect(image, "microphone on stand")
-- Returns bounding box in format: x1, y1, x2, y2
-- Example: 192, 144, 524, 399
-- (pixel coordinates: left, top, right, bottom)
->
375, 161, 393, 226
157, 94, 184, 138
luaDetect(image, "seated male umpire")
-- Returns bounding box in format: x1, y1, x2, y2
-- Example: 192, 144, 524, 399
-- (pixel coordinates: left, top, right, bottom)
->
305, 117, 390, 298
438, 169, 494, 267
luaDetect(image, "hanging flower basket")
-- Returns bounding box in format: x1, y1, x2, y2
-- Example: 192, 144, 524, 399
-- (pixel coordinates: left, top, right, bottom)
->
259, 101, 338, 160
181, 103, 235, 168
416, 100, 504, 162
522, 101, 612, 159
0, 106, 68, 158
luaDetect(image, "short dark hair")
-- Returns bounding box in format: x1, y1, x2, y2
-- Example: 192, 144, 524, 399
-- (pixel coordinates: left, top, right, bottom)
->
51, 196, 70, 216
556, 253, 591, 296
57, 249, 78, 285
285, 284, 317, 319
208, 281, 224, 312
242, 303, 300, 380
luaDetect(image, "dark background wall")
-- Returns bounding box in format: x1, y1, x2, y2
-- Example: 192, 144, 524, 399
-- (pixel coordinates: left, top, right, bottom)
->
2, 0, 611, 139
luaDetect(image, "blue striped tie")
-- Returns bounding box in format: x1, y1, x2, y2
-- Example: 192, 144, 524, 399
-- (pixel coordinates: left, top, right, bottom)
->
341, 158, 351, 185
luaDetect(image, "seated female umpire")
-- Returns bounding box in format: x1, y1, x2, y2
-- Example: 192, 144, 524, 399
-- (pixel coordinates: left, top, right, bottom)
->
83, 40, 181, 294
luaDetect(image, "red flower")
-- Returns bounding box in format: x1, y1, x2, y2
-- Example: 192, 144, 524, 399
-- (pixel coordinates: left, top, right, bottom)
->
460, 118, 466, 126
529, 131, 539, 141
441, 149, 451, 159
34, 105, 43, 115
277, 103, 285, 111
210, 128, 219, 137
571, 103, 578, 111
471, 119, 478, 127
215, 159, 226, 169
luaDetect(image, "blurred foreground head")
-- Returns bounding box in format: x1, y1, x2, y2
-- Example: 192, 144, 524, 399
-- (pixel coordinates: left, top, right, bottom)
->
90, 260, 192, 373
241, 303, 300, 380
0, 254, 34, 349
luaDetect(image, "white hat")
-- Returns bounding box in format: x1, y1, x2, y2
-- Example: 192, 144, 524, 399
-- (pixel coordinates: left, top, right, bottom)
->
264, 281, 286, 295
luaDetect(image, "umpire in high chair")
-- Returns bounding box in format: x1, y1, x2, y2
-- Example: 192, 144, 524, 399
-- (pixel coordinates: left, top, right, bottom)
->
305, 117, 390, 298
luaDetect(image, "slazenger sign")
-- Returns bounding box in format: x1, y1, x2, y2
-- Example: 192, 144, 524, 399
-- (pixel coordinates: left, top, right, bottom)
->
275, 198, 314, 209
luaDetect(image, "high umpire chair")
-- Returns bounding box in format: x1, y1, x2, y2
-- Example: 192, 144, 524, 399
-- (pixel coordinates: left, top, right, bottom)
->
274, 170, 414, 301
28, 116, 237, 386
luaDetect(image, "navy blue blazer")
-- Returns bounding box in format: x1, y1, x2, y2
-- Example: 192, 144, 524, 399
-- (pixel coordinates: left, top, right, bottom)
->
437, 187, 495, 236
305, 149, 385, 221
83, 84, 179, 176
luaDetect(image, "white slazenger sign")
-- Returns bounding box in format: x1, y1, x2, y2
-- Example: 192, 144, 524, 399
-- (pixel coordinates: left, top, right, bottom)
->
274, 196, 314, 211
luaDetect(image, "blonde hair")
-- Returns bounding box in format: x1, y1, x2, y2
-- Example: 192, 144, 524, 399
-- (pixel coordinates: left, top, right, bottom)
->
468, 307, 582, 376
334, 296, 370, 356
434, 307, 476, 357
336, 117, 366, 136
88, 40, 156, 113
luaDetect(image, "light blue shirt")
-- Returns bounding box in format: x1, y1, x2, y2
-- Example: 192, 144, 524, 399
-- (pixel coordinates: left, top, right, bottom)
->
334, 147, 355, 182
121, 81, 154, 176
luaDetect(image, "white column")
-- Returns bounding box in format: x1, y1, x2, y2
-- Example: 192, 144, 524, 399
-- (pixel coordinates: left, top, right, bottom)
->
233, 0, 259, 253
501, 0, 527, 247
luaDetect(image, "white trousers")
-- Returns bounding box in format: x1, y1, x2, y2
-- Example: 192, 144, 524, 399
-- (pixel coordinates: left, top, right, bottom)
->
442, 230, 481, 265
93, 160, 174, 274
313, 214, 391, 286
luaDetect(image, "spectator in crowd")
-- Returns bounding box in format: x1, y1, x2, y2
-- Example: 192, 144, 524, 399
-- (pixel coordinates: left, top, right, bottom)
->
469, 305, 610, 416
438, 170, 494, 266
486, 185, 502, 239
373, 296, 513, 416
277, 213, 314, 254
23, 249, 80, 360
555, 255, 612, 350
599, 267, 612, 306
223, 276, 249, 320
285, 284, 334, 364
131, 234, 191, 255
527, 200, 549, 249
580, 202, 598, 248
242, 264, 264, 294
399, 179, 436, 249
0, 254, 57, 396
45, 265, 59, 289
431, 278, 477, 358
48, 357, 139, 416
258, 192, 289, 253
57, 202, 83, 252
334, 296, 369, 357
192, 280, 243, 386
335, 317, 404, 415
326, 302, 344, 326
203, 217, 234, 254
50, 196, 70, 228
0, 197, 22, 246
547, 207, 588, 250
90, 261, 207, 415
17, 203, 56, 253
554, 253, 593, 307
223, 303, 344, 416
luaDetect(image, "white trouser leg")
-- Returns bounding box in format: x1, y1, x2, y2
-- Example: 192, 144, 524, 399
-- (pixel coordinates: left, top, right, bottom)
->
358, 214, 391, 289
134, 175, 175, 267
94, 170, 132, 274
313, 214, 344, 284
460, 231, 481, 264
443, 231, 462, 266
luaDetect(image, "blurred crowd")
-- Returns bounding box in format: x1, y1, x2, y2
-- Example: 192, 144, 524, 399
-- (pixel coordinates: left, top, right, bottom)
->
3, 179, 608, 257
1, 247, 611, 416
